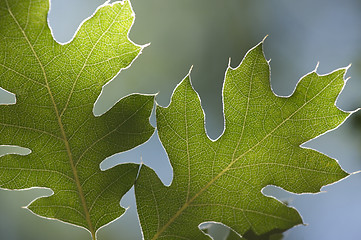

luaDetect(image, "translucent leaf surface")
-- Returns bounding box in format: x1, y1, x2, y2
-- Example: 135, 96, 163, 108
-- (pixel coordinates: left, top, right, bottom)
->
0, 0, 154, 238
135, 41, 350, 239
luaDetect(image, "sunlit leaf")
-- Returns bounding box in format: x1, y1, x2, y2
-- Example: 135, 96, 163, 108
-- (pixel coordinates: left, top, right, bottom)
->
0, 0, 154, 238
135, 41, 350, 239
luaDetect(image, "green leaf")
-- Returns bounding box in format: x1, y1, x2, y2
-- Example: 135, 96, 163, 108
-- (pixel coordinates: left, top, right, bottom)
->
239, 229, 284, 240
0, 0, 154, 238
135, 41, 350, 239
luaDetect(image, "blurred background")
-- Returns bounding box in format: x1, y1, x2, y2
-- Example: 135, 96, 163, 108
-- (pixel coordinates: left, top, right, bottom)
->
1, 0, 361, 239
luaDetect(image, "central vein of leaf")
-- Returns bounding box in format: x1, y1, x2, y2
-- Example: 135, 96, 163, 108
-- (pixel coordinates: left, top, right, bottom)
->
6, 2, 95, 237
184, 84, 191, 202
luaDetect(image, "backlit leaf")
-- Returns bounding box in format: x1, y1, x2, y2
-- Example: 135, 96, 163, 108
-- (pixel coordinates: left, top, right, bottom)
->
0, 0, 154, 238
135, 41, 350, 239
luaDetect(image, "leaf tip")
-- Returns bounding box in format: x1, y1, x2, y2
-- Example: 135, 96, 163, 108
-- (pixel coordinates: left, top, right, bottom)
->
154, 91, 160, 98
254, 37, 267, 60
350, 170, 361, 175
313, 61, 320, 73
345, 63, 352, 73
262, 34, 269, 43
227, 57, 232, 68
189, 65, 194, 74
177, 66, 193, 89
143, 42, 151, 48
339, 64, 352, 84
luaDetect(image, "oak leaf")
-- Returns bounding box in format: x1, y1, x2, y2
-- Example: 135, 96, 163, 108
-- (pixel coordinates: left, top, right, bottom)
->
135, 41, 350, 239
0, 0, 154, 238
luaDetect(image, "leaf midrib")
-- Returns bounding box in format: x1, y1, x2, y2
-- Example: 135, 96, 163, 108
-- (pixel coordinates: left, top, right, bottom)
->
152, 67, 343, 239
5, 1, 95, 237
